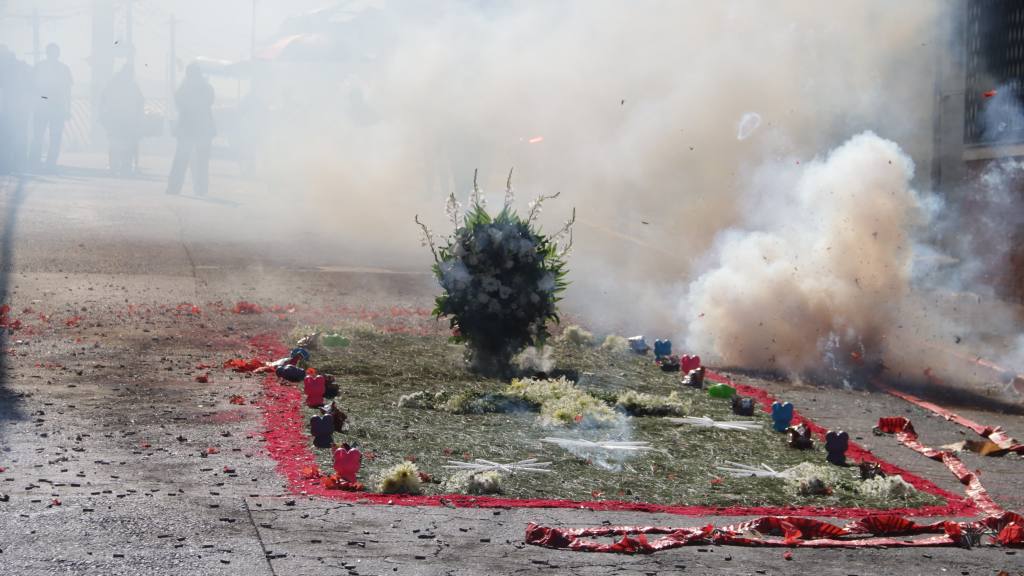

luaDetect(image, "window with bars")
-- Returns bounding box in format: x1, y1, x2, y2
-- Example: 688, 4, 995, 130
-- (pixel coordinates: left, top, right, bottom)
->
965, 0, 1024, 146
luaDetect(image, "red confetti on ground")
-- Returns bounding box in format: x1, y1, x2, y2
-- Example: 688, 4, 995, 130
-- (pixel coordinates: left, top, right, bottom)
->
418, 471, 432, 483
984, 89, 998, 98
0, 467, 5, 473
228, 394, 247, 405
302, 465, 322, 480
64, 316, 83, 327
175, 303, 202, 316
323, 474, 365, 491
0, 305, 20, 331
206, 447, 220, 455
141, 442, 151, 449
195, 374, 209, 383
232, 301, 262, 315
223, 466, 236, 473
223, 358, 266, 373
783, 551, 793, 560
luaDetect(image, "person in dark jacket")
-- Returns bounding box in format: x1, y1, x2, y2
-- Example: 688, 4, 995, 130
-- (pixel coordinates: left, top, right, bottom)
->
29, 43, 72, 170
166, 62, 215, 195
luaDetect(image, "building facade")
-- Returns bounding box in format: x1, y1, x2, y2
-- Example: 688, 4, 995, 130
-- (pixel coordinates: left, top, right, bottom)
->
935, 0, 1024, 303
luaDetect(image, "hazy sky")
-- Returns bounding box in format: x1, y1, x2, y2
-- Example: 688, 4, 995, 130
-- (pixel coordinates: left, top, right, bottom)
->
0, 0, 341, 96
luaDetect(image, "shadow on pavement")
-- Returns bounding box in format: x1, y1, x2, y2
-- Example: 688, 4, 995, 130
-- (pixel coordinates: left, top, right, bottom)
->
0, 176, 27, 425
174, 193, 241, 208
29, 164, 165, 183
883, 376, 1024, 416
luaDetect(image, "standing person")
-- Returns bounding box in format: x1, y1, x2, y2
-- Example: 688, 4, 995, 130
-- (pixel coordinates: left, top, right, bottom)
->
29, 43, 73, 170
166, 63, 215, 196
0, 45, 33, 174
99, 64, 144, 176
0, 44, 15, 174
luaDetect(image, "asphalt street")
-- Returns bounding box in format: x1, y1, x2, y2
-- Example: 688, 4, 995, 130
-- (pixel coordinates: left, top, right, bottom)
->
0, 154, 1022, 575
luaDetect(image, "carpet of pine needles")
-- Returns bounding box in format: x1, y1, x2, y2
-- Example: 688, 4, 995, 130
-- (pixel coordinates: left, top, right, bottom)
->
300, 326, 941, 509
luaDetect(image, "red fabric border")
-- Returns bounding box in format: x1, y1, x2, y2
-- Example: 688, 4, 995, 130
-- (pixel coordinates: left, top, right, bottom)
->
523, 518, 969, 552
875, 416, 1004, 517
880, 385, 1024, 454
250, 334, 974, 517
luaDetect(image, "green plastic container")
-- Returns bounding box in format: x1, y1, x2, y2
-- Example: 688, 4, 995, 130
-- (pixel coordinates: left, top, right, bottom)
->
322, 333, 350, 348
707, 383, 736, 398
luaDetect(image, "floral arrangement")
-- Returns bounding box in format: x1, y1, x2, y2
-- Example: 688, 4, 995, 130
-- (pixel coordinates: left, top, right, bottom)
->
614, 390, 690, 416
506, 376, 617, 428
600, 334, 631, 354
417, 170, 574, 376
857, 474, 918, 499
558, 325, 594, 346
377, 461, 423, 494
442, 470, 504, 495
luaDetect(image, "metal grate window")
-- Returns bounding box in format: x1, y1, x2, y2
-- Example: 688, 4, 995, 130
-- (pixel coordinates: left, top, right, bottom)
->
965, 0, 1024, 146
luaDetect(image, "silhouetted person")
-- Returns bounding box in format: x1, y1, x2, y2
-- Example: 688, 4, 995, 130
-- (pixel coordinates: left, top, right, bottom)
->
100, 64, 144, 176
29, 43, 72, 170
167, 63, 215, 195
0, 45, 33, 174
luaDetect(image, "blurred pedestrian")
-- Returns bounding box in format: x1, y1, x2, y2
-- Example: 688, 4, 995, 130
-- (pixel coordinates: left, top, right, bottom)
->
100, 64, 144, 176
29, 43, 73, 170
0, 45, 32, 174
167, 63, 215, 196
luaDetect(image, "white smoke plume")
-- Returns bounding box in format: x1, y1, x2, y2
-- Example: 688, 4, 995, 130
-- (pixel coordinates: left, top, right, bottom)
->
682, 132, 925, 373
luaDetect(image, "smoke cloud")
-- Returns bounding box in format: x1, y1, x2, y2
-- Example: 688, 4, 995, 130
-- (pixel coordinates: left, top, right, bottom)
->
252, 1, 1022, 389
682, 131, 924, 373
264, 0, 950, 330
11, 1, 1021, 391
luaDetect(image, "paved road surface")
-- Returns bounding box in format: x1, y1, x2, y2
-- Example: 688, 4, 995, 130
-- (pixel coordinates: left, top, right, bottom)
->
0, 155, 1022, 575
